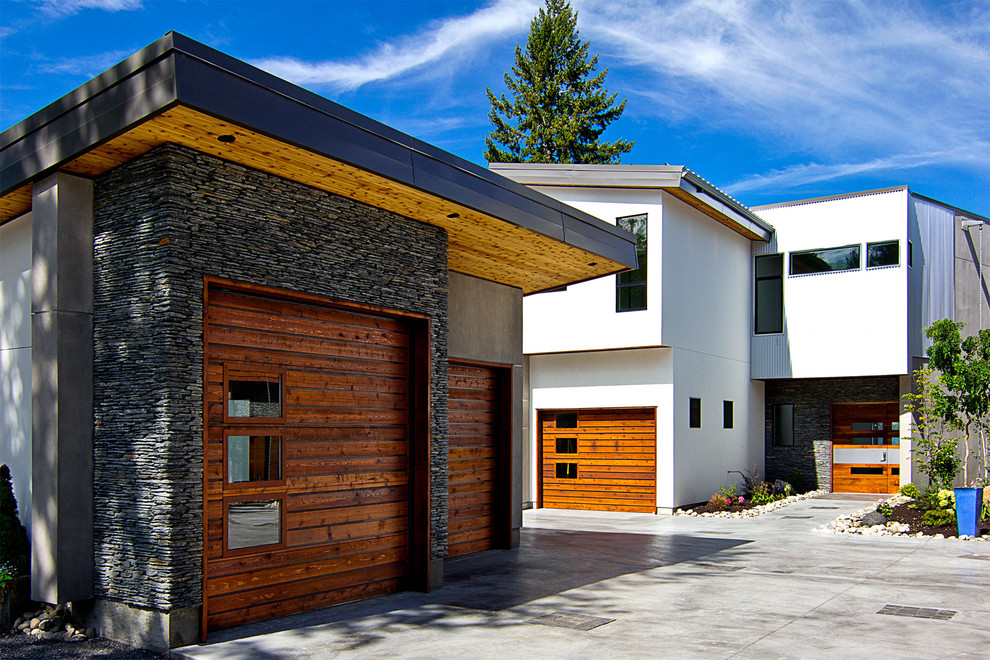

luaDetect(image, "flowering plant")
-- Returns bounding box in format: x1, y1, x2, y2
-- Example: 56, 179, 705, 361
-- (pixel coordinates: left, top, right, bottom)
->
876, 499, 893, 517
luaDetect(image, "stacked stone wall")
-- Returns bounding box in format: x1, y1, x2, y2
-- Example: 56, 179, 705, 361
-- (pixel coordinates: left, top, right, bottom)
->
92, 143, 448, 611
764, 376, 900, 491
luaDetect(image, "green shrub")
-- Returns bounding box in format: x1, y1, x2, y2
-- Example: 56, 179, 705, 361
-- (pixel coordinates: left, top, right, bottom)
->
0, 465, 30, 575
899, 483, 921, 499
716, 483, 738, 500
921, 509, 956, 527
876, 499, 893, 517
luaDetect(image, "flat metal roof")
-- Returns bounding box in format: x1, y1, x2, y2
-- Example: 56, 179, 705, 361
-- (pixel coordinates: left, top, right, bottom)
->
1, 32, 638, 293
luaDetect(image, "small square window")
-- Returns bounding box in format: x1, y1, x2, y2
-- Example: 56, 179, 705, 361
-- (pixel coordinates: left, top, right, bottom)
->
227, 499, 281, 550
556, 438, 578, 454
556, 462, 578, 479
555, 412, 578, 429
227, 434, 282, 483
723, 401, 733, 429
689, 398, 701, 428
227, 371, 282, 419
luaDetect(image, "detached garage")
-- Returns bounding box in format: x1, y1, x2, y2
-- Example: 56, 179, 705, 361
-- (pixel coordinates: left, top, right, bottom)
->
0, 33, 637, 649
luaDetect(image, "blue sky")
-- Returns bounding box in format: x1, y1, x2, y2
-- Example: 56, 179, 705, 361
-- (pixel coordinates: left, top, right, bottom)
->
2, 0, 988, 215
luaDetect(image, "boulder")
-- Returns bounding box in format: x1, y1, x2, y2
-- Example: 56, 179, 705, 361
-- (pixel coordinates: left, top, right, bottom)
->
773, 479, 793, 496
861, 511, 887, 527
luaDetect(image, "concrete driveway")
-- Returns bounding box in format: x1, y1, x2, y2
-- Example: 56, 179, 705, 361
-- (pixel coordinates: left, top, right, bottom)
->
173, 496, 990, 659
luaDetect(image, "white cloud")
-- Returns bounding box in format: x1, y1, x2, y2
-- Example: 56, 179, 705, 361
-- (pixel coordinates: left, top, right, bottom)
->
38, 49, 134, 76
571, 0, 990, 190
723, 146, 987, 195
251, 0, 539, 91
37, 0, 142, 16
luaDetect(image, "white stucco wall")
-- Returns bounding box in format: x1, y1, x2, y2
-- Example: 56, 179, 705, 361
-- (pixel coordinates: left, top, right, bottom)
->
522, 187, 663, 354
1, 213, 32, 532
670, 347, 764, 507
754, 189, 910, 378
527, 348, 674, 507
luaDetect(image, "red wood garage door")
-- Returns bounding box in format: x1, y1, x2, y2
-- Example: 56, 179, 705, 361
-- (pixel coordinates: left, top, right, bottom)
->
203, 284, 422, 632
540, 408, 656, 513
447, 363, 501, 557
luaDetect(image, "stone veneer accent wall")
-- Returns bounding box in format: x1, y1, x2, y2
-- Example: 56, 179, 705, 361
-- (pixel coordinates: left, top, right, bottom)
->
764, 376, 900, 491
92, 143, 449, 611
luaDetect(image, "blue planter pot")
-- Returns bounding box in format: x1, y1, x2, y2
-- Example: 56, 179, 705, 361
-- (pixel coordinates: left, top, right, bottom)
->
954, 487, 984, 537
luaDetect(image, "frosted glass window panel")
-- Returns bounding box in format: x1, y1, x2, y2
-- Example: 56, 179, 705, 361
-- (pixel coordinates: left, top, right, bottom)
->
227, 500, 280, 549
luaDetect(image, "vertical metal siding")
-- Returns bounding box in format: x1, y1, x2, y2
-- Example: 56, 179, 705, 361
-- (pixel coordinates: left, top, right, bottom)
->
910, 196, 955, 354
751, 235, 792, 378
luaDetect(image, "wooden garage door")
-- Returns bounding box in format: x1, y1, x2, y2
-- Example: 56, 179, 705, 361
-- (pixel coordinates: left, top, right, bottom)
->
447, 363, 500, 557
540, 408, 656, 513
203, 285, 416, 632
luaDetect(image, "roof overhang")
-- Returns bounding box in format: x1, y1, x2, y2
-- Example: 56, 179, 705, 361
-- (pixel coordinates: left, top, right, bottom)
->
1, 33, 637, 294
490, 163, 774, 242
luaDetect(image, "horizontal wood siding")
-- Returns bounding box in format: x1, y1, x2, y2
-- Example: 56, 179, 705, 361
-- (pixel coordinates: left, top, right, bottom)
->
204, 287, 410, 631
540, 408, 656, 514
447, 364, 498, 557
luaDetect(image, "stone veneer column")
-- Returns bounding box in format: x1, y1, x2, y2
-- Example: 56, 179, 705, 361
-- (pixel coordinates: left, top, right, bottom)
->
30, 172, 94, 603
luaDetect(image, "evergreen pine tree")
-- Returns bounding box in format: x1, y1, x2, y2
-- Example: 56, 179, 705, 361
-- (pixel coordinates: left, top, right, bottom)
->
485, 0, 633, 164
0, 464, 30, 575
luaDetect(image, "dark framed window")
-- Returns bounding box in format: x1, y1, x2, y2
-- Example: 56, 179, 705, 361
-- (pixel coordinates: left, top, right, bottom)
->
908, 241, 913, 268
555, 412, 578, 429
867, 240, 899, 268
555, 438, 578, 454
789, 245, 860, 275
772, 404, 794, 446
723, 401, 733, 429
755, 254, 783, 334
555, 463, 578, 479
616, 213, 647, 311
689, 398, 701, 428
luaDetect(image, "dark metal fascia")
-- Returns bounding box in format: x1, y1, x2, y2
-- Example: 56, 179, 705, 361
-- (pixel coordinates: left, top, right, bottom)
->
1, 32, 637, 268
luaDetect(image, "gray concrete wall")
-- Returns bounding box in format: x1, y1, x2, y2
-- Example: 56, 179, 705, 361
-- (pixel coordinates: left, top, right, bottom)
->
30, 173, 94, 604
954, 215, 989, 337
447, 272, 524, 539
0, 212, 33, 535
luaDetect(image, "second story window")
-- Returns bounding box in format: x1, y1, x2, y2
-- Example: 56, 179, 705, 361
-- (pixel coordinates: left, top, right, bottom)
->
755, 254, 783, 334
616, 213, 647, 312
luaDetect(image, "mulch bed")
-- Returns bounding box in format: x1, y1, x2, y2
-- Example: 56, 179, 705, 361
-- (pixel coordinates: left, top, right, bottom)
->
887, 502, 990, 537
690, 499, 781, 514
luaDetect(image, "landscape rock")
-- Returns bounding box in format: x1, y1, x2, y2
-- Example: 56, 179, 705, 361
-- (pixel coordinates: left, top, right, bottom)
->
861, 511, 887, 527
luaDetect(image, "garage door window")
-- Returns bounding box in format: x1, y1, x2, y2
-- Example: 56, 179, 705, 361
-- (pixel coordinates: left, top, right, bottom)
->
226, 369, 284, 421
226, 498, 283, 551
556, 463, 578, 479
227, 434, 283, 484
555, 438, 577, 454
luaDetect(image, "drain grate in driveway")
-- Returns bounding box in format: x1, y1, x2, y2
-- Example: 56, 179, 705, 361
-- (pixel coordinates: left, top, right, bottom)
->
811, 506, 840, 510
877, 604, 956, 620
528, 612, 615, 631
782, 515, 813, 519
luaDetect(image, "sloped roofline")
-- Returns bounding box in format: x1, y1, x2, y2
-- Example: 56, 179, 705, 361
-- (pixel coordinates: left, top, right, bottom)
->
489, 163, 773, 241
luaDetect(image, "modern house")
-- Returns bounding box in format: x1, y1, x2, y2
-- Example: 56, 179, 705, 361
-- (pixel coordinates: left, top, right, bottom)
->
0, 33, 637, 649
753, 188, 988, 494
493, 166, 988, 511
491, 164, 773, 513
